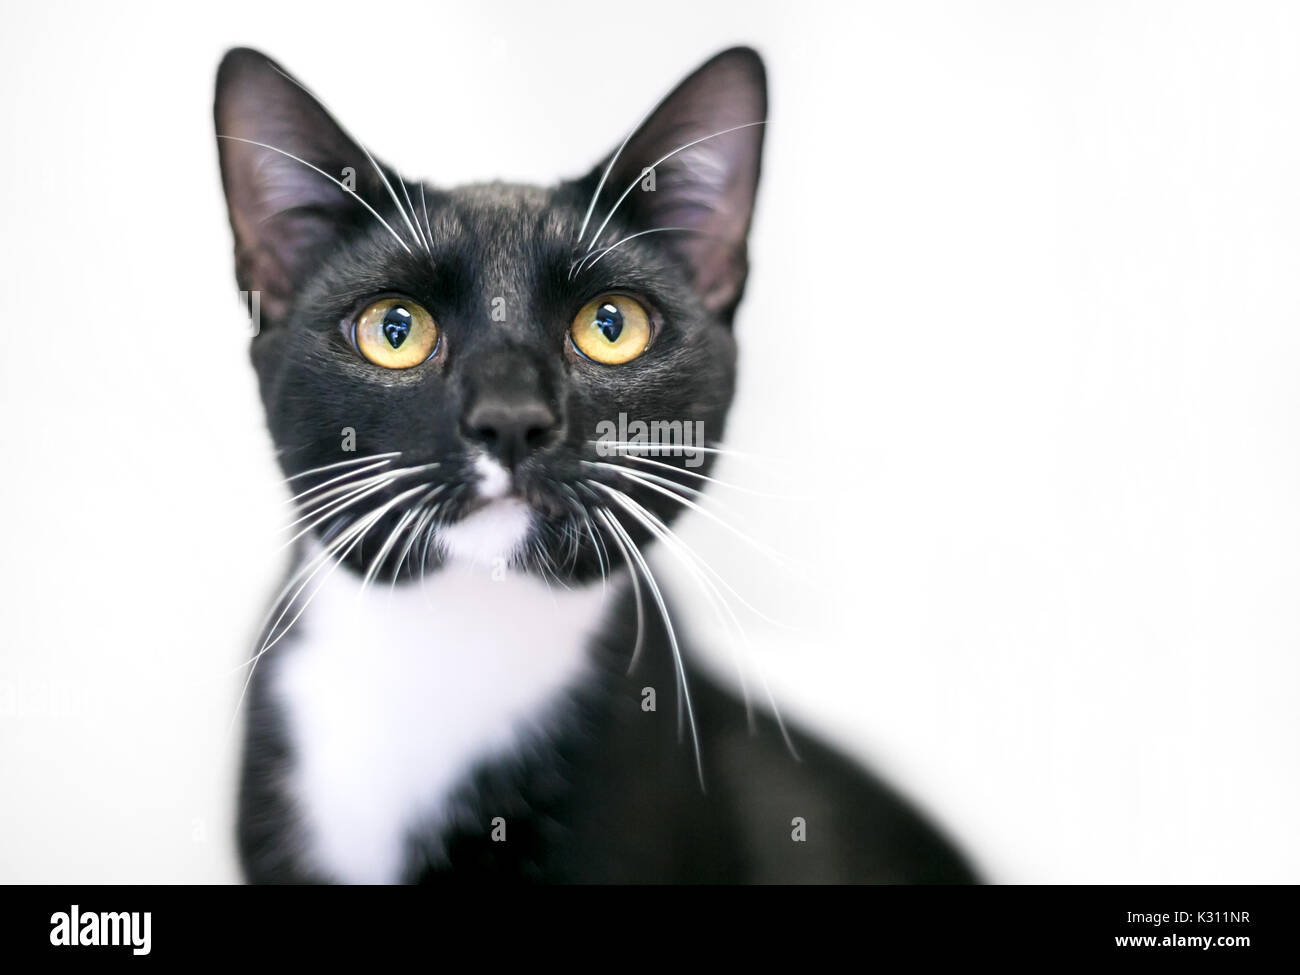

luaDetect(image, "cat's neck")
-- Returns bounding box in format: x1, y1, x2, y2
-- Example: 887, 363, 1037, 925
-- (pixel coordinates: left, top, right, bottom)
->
271, 548, 610, 883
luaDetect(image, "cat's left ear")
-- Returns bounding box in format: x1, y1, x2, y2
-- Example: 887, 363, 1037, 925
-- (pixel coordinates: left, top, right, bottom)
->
579, 48, 767, 321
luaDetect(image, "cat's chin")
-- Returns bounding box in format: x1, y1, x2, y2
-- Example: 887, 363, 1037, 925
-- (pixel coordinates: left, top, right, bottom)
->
437, 497, 534, 568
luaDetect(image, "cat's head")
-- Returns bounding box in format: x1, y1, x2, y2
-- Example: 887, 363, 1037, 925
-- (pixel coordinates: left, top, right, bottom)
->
215, 46, 765, 583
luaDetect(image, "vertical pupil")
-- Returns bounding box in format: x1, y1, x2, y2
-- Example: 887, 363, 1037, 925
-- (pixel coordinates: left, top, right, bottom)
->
382, 306, 413, 348
594, 303, 623, 343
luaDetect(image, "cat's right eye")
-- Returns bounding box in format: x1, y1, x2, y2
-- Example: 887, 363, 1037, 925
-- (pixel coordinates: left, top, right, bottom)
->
351, 297, 439, 369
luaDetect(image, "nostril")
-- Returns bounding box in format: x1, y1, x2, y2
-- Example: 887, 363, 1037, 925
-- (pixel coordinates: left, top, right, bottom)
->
524, 424, 552, 447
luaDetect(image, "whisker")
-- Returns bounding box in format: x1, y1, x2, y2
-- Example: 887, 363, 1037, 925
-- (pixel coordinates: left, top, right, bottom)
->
282, 457, 395, 507
612, 453, 808, 500
585, 440, 787, 470
584, 492, 645, 674
228, 485, 425, 728
584, 121, 767, 253
396, 173, 431, 253
280, 462, 439, 550
265, 63, 426, 254
582, 512, 610, 598
575, 95, 665, 245
592, 463, 796, 570
390, 485, 446, 591
568, 226, 697, 280
591, 470, 801, 627
359, 506, 419, 595
595, 506, 705, 790
584, 460, 749, 522
597, 481, 754, 729
600, 483, 800, 758
216, 135, 412, 255
420, 183, 435, 250
283, 451, 401, 483
232, 489, 404, 681
279, 475, 397, 545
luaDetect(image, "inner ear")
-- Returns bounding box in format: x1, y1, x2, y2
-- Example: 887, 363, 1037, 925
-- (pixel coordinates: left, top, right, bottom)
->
214, 48, 413, 328
578, 48, 767, 321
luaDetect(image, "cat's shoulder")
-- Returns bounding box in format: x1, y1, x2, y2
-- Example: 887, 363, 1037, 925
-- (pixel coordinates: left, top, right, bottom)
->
691, 669, 980, 883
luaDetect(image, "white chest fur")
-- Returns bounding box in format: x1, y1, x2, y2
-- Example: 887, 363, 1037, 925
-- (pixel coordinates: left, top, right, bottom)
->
272, 556, 609, 884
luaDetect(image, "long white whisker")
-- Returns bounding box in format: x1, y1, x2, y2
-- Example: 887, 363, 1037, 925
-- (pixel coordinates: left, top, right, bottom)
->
592, 463, 795, 570
420, 183, 435, 249
595, 506, 704, 789
568, 226, 696, 280
248, 483, 430, 659
228, 489, 419, 728
279, 475, 396, 544
599, 482, 754, 729
359, 507, 418, 595
283, 458, 394, 507
613, 453, 807, 500
596, 470, 800, 627
265, 64, 425, 254
390, 485, 446, 591
586, 440, 773, 463
216, 135, 412, 255
585, 121, 767, 253
592, 500, 647, 675
585, 460, 748, 521
280, 462, 439, 550
360, 158, 423, 253
575, 98, 663, 245
581, 512, 610, 598
396, 173, 430, 253
283, 451, 400, 483
603, 484, 800, 758
224, 524, 360, 681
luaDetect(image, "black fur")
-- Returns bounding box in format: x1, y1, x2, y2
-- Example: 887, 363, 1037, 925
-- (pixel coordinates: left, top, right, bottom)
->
216, 46, 977, 884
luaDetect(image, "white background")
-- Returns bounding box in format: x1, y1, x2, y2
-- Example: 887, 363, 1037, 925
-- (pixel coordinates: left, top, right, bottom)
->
1, 0, 1297, 883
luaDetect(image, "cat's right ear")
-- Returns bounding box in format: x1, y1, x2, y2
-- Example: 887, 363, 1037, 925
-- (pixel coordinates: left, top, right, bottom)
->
214, 48, 390, 328
575, 48, 767, 324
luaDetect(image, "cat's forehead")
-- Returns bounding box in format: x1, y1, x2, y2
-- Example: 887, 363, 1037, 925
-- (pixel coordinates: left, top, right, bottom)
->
438, 182, 578, 237
419, 182, 584, 285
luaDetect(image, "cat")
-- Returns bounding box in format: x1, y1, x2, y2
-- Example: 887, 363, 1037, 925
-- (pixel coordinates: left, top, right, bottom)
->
215, 45, 978, 883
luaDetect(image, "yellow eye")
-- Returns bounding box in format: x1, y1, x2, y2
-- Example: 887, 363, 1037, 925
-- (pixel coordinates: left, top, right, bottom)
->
353, 297, 438, 369
569, 295, 651, 365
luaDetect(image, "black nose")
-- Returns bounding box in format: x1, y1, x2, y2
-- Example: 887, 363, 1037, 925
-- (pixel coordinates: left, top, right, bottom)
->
463, 398, 561, 471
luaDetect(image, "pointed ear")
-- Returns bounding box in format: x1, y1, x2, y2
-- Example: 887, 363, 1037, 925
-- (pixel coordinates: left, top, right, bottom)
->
583, 48, 767, 320
214, 48, 399, 327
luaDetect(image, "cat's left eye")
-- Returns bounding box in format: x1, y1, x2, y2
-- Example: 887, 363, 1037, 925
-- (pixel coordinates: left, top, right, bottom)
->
352, 297, 439, 369
569, 294, 652, 365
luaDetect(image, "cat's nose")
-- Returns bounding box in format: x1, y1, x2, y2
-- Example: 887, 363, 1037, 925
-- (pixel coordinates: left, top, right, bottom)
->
462, 398, 561, 471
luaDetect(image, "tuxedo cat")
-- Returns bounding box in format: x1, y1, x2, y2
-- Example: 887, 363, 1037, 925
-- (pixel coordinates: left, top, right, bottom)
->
215, 46, 977, 883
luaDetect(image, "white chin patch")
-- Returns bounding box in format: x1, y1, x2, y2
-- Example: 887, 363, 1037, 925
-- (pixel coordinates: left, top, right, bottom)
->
438, 498, 533, 566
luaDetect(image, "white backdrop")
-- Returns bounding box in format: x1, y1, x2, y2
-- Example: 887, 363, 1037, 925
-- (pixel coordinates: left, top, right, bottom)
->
1, 0, 1296, 883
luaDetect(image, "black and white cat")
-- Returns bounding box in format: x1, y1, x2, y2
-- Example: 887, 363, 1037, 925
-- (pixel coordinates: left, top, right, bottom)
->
215, 46, 977, 883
